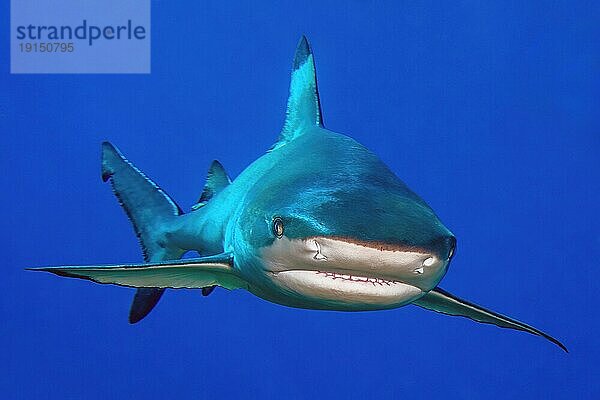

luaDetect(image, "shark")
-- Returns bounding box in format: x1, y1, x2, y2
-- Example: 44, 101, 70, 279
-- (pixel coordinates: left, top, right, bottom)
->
31, 36, 566, 352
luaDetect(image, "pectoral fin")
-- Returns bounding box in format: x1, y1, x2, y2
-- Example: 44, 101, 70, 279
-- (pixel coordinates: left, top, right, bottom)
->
28, 253, 247, 291
414, 287, 567, 352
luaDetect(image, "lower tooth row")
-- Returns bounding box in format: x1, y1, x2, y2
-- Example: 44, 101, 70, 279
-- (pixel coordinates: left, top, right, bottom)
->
317, 271, 396, 285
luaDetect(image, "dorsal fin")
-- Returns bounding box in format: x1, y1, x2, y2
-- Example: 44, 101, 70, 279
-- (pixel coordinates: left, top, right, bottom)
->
192, 160, 230, 210
274, 36, 324, 149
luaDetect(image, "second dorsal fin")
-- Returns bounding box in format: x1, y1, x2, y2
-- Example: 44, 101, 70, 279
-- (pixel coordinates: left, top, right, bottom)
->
192, 160, 231, 210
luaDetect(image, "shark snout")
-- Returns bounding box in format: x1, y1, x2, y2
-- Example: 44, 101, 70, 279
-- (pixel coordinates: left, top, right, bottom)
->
313, 236, 451, 290
261, 236, 453, 292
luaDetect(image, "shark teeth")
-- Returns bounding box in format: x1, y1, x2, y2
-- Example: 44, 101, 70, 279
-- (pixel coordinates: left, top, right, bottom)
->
316, 271, 399, 285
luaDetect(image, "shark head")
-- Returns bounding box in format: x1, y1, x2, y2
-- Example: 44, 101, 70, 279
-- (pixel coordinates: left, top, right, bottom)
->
235, 127, 456, 310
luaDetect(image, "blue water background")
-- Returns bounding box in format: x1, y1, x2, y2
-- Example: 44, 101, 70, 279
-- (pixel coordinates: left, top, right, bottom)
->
2, 1, 599, 398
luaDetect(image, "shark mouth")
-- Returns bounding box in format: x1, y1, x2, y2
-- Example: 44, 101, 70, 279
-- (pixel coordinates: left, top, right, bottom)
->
270, 269, 423, 309
261, 236, 447, 309
314, 270, 402, 286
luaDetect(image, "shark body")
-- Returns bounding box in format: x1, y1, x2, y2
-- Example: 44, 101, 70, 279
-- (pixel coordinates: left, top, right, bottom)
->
32, 37, 566, 351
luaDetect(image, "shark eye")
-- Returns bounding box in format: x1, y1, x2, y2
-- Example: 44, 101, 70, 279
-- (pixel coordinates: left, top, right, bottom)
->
272, 217, 284, 238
